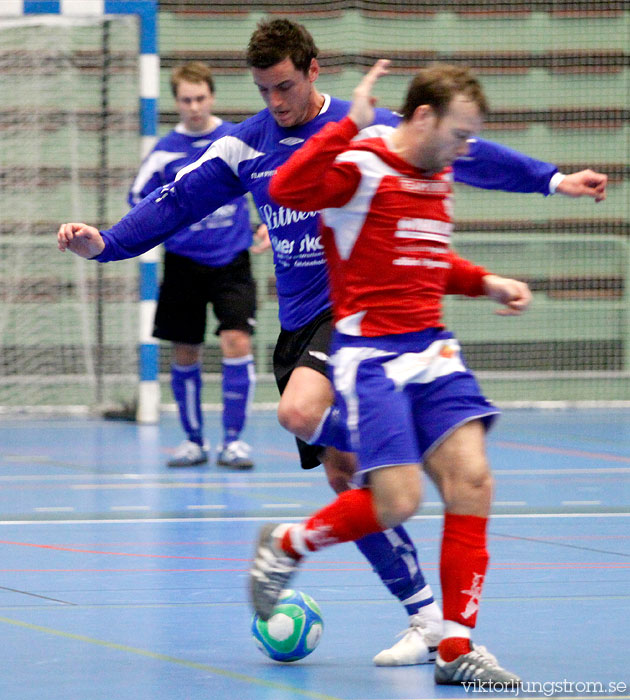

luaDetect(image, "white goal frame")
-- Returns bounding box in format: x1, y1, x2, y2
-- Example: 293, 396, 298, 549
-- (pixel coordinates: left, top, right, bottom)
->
1, 1, 160, 422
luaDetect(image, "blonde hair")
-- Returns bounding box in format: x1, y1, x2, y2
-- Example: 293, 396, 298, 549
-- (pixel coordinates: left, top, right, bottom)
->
170, 61, 215, 98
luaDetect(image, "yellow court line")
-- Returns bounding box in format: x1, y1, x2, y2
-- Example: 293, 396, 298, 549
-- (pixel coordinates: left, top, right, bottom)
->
0, 615, 343, 700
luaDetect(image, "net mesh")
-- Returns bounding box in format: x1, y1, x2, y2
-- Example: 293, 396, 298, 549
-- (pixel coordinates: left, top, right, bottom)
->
1, 4, 628, 409
157, 1, 630, 405
0, 15, 140, 411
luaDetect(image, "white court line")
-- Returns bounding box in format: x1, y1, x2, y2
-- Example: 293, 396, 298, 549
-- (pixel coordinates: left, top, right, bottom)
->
0, 466, 627, 483
3, 512, 629, 525
262, 503, 303, 509
34, 507, 75, 512
109, 506, 151, 512
562, 500, 602, 506
186, 505, 227, 510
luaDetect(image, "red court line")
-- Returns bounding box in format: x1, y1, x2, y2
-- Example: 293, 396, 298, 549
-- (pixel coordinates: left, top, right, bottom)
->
1, 542, 628, 568
0, 563, 628, 574
495, 441, 630, 463
0, 540, 249, 562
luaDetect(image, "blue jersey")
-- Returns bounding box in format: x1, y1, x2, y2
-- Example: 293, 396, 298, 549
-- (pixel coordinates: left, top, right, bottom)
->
128, 120, 252, 267
98, 95, 558, 330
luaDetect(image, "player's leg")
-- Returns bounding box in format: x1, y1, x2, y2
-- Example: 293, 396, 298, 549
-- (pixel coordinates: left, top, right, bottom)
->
252, 348, 429, 618
321, 446, 442, 665
273, 328, 442, 663
406, 339, 520, 685
250, 461, 420, 621
212, 250, 257, 470
153, 253, 209, 468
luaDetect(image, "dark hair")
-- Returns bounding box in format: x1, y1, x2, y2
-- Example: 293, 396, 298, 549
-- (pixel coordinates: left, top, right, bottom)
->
399, 63, 488, 121
246, 18, 319, 74
170, 61, 215, 98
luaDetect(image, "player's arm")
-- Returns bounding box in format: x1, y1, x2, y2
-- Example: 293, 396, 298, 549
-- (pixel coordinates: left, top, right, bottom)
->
444, 251, 531, 316
58, 147, 247, 262
250, 223, 271, 254
452, 139, 607, 201
269, 117, 362, 211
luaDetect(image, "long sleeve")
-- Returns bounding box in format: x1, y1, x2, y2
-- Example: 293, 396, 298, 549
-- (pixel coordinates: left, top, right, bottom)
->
452, 138, 558, 195
96, 148, 247, 263
269, 117, 363, 211
444, 251, 490, 297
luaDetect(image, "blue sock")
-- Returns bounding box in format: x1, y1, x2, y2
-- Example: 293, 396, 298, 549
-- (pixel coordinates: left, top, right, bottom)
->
171, 363, 203, 445
310, 405, 352, 452
355, 526, 435, 615
222, 354, 255, 444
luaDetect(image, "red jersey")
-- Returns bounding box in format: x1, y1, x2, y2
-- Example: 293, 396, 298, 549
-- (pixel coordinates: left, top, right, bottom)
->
269, 117, 489, 337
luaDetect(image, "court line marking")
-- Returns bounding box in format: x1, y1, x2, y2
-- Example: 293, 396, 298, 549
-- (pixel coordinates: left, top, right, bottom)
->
0, 615, 343, 700
0, 586, 75, 606
494, 440, 630, 464
0, 512, 628, 526
0, 466, 626, 482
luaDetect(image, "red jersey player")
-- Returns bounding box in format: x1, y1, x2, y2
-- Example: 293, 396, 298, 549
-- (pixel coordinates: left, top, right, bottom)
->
253, 60, 530, 686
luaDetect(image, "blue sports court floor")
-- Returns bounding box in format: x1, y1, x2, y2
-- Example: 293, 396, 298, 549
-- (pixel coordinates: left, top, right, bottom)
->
0, 408, 627, 700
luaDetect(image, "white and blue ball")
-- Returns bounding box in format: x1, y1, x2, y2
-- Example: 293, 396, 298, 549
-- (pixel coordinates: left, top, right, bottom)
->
251, 589, 324, 662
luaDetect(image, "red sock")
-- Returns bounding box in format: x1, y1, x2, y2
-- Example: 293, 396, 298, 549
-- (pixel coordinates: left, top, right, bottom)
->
280, 488, 383, 557
440, 512, 489, 629
438, 637, 472, 662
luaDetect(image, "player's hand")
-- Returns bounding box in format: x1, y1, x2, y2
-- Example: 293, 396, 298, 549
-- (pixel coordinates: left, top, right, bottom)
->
57, 223, 105, 258
556, 169, 607, 203
347, 59, 391, 131
483, 274, 532, 316
250, 223, 271, 254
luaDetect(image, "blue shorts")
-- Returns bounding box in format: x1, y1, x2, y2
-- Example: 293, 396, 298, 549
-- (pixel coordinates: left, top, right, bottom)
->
329, 327, 499, 485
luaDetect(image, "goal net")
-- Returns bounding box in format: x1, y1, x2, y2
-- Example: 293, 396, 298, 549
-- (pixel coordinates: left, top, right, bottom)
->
0, 14, 140, 413
157, 1, 630, 406
2, 3, 628, 412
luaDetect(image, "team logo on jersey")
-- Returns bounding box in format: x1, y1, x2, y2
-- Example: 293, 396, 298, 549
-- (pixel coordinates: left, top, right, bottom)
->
461, 572, 484, 620
279, 137, 305, 146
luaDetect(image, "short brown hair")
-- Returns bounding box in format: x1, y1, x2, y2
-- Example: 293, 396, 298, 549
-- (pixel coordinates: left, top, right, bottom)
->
399, 63, 488, 121
170, 61, 215, 98
246, 18, 318, 74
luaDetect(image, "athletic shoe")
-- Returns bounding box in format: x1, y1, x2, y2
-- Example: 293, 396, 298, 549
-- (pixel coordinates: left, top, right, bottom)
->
250, 523, 301, 620
435, 644, 521, 686
167, 439, 209, 468
216, 440, 254, 470
373, 612, 442, 666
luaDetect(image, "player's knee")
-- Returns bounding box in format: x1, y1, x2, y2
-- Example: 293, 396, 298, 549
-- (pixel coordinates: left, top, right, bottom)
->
220, 330, 252, 358
440, 460, 493, 512
277, 395, 320, 440
377, 486, 422, 528
460, 461, 493, 498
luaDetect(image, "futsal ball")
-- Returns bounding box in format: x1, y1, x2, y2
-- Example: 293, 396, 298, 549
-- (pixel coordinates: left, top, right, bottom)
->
251, 589, 324, 662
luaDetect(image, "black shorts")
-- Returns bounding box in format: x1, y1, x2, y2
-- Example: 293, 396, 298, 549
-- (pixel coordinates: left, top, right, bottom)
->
153, 251, 256, 344
273, 307, 334, 470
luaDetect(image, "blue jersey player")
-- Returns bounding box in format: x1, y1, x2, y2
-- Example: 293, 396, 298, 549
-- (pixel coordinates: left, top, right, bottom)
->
129, 62, 265, 470
58, 19, 608, 666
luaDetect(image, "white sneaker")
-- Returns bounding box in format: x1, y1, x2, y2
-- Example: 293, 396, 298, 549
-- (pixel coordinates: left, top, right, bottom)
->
167, 439, 209, 468
373, 613, 442, 666
435, 643, 521, 686
250, 523, 301, 620
216, 440, 254, 470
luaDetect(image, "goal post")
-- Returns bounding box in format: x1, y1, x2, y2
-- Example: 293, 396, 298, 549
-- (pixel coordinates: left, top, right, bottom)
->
0, 0, 160, 422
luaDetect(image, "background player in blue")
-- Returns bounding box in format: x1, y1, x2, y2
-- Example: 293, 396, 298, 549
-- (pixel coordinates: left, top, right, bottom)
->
57, 19, 608, 666
129, 62, 266, 470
